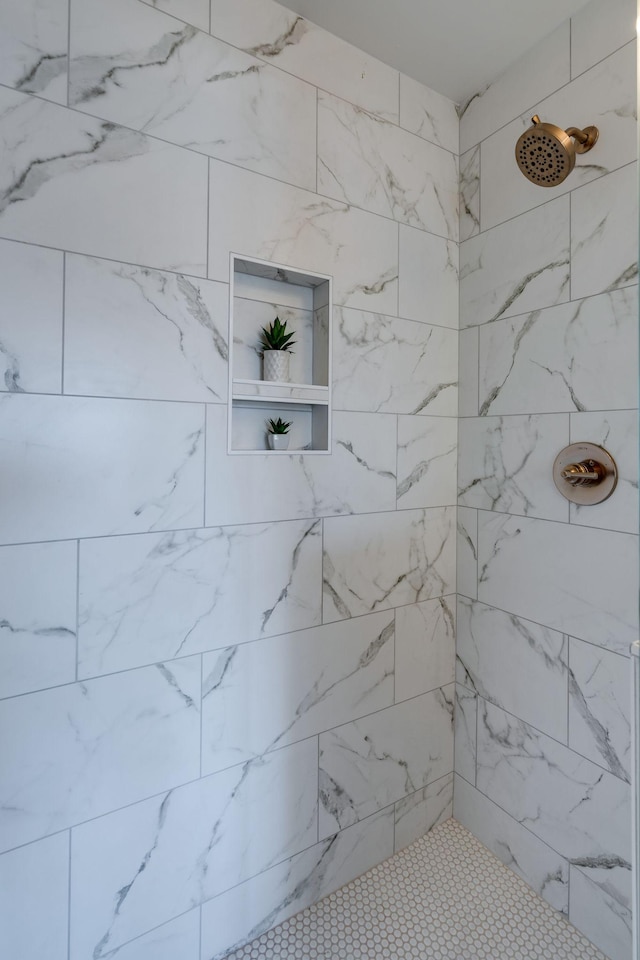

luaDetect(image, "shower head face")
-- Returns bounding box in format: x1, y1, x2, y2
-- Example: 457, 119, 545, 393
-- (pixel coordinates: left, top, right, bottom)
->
515, 120, 574, 187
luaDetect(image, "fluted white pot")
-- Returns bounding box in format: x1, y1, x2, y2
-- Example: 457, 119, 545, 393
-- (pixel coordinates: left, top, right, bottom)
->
268, 433, 289, 450
263, 350, 290, 382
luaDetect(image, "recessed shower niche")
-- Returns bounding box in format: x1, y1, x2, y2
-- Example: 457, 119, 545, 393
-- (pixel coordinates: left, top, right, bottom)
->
228, 255, 332, 454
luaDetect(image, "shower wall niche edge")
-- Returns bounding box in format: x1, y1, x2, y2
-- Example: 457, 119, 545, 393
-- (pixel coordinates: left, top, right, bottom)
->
228, 254, 333, 454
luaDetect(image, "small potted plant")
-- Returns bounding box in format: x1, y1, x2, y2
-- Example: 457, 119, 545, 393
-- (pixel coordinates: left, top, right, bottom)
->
260, 317, 296, 382
267, 417, 291, 451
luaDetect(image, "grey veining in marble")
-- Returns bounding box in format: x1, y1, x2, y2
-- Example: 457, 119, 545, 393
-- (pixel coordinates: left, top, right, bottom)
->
0, 658, 201, 852
458, 414, 569, 522
459, 147, 480, 241
477, 700, 631, 910
478, 512, 638, 655
0, 394, 206, 545
318, 92, 458, 239
79, 519, 322, 677
69, 0, 317, 190
394, 773, 454, 852
64, 255, 228, 402
333, 308, 457, 417
456, 597, 568, 742
0, 86, 209, 274
460, 196, 570, 329
201, 613, 394, 773
569, 638, 631, 783
454, 775, 570, 914
0, 0, 68, 104
201, 807, 394, 960
479, 288, 638, 417
70, 738, 319, 959
454, 684, 477, 784
0, 238, 63, 394
323, 507, 456, 622
319, 688, 454, 837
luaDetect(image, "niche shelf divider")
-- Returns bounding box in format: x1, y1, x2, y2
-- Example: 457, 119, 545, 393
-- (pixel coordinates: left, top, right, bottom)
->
228, 253, 333, 455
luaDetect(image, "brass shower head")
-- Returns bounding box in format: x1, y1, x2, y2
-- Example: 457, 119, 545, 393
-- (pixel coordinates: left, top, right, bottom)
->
515, 115, 599, 187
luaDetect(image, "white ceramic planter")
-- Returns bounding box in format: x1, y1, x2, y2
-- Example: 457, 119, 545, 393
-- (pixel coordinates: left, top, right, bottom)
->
263, 350, 290, 382
268, 433, 290, 451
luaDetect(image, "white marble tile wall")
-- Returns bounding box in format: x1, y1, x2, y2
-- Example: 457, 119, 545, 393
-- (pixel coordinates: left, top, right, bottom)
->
0, 1, 460, 957
457, 3, 637, 956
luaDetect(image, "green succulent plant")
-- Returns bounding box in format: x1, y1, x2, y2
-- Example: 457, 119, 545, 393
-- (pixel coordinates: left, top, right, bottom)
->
267, 417, 292, 435
260, 317, 296, 352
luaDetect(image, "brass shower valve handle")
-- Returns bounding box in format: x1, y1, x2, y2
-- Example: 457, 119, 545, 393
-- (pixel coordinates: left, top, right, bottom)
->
560, 460, 604, 485
553, 443, 617, 505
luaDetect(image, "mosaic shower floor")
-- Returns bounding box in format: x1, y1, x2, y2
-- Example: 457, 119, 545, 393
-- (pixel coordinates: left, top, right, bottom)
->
226, 818, 608, 960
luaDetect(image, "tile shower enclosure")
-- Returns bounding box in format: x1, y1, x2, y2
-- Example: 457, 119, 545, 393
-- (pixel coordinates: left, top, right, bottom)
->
0, 1, 636, 960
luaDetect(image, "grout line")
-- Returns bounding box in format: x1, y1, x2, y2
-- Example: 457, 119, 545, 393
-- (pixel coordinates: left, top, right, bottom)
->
66, 0, 71, 108
199, 653, 204, 779
61, 251, 66, 395
206, 157, 211, 278
66, 829, 72, 960
0, 77, 458, 244
203, 404, 208, 526
460, 36, 635, 156
566, 635, 571, 748
74, 540, 80, 682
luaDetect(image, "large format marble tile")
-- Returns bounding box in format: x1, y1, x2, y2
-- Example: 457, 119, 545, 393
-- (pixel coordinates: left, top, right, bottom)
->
208, 163, 398, 315
394, 773, 453, 852
318, 688, 454, 837
0, 541, 77, 700
459, 147, 480, 241
480, 42, 637, 230
78, 519, 321, 677
69, 0, 317, 191
569, 638, 631, 783
571, 0, 636, 79
0, 0, 68, 104
0, 658, 201, 852
318, 93, 458, 240
205, 407, 397, 525
478, 288, 638, 416
460, 196, 570, 328
0, 394, 205, 544
456, 506, 478, 600
458, 414, 570, 522
323, 507, 456, 623
333, 309, 457, 417
399, 75, 458, 154
395, 597, 456, 702
478, 512, 638, 655
477, 700, 631, 910
456, 598, 568, 742
209, 0, 400, 122
201, 612, 394, 774
570, 410, 639, 535
397, 416, 457, 510
0, 238, 63, 393
0, 88, 208, 275
569, 864, 632, 960
0, 832, 69, 960
459, 20, 569, 153
70, 739, 319, 960
453, 775, 570, 913
141, 0, 210, 31
97, 911, 200, 960
398, 226, 458, 328
454, 684, 477, 784
65, 255, 228, 402
458, 327, 478, 418
201, 807, 394, 960
571, 163, 638, 300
